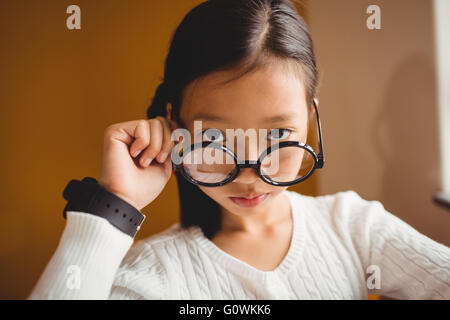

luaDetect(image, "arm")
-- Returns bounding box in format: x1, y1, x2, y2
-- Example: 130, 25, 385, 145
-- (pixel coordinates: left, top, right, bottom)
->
31, 114, 176, 299
345, 191, 450, 300
27, 211, 134, 299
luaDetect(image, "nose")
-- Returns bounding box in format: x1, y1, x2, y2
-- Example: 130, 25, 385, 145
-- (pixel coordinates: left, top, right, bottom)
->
233, 134, 261, 162
233, 166, 260, 184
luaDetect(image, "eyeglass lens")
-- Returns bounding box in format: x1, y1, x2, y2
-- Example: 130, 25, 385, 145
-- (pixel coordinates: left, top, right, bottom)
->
181, 144, 315, 184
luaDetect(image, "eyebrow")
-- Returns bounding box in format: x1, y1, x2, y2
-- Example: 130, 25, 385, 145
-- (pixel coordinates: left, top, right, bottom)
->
262, 113, 295, 123
192, 112, 296, 124
192, 112, 228, 122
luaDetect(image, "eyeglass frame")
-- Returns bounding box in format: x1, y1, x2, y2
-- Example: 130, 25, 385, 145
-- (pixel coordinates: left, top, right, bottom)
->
171, 99, 325, 187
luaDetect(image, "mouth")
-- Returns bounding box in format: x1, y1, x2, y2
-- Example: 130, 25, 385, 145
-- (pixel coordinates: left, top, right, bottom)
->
229, 193, 269, 208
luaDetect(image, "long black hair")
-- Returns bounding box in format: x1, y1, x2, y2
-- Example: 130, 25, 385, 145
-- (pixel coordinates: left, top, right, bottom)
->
146, 0, 319, 240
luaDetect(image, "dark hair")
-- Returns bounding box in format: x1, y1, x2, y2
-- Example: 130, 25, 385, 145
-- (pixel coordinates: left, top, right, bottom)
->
147, 0, 319, 239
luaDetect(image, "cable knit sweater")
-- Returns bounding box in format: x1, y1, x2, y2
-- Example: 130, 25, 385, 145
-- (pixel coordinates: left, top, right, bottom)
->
27, 189, 450, 300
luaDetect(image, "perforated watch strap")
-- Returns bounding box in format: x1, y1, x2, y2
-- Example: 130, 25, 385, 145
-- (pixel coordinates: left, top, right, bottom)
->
62, 177, 146, 238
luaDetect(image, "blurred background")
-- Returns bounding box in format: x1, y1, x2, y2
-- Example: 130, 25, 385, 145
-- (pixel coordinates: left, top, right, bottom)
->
0, 0, 448, 299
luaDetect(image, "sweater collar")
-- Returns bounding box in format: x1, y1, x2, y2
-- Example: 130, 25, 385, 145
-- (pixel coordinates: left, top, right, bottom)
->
189, 189, 306, 283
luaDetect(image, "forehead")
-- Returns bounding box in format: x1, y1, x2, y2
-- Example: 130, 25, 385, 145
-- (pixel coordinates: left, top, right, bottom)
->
179, 61, 308, 129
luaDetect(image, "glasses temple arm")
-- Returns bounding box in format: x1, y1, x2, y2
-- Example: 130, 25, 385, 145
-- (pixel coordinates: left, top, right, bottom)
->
312, 99, 325, 168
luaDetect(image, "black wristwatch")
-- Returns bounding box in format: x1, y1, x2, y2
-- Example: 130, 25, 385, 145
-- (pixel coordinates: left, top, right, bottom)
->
62, 177, 146, 238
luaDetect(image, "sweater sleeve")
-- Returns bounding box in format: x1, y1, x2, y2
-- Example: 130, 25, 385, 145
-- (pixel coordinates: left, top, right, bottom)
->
27, 211, 135, 299
342, 191, 450, 300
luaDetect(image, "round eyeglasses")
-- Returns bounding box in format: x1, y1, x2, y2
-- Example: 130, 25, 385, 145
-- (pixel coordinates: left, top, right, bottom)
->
171, 100, 325, 187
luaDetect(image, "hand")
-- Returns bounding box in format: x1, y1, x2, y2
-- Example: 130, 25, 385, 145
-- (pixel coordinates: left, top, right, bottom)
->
98, 116, 180, 211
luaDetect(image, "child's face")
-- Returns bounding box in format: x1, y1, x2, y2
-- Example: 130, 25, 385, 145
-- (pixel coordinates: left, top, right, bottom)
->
178, 60, 310, 217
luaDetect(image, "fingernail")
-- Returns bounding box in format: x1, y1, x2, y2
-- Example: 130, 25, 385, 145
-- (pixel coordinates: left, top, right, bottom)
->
143, 158, 151, 167
159, 152, 168, 162
132, 149, 141, 157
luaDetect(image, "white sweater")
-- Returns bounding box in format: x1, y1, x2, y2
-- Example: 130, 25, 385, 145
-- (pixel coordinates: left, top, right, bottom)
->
27, 189, 450, 300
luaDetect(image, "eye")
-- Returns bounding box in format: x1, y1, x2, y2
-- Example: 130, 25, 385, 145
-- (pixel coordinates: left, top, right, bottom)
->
267, 128, 292, 141
202, 128, 224, 142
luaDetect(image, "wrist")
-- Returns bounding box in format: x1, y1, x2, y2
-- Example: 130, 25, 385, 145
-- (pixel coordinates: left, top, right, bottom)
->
63, 177, 146, 238
98, 181, 141, 211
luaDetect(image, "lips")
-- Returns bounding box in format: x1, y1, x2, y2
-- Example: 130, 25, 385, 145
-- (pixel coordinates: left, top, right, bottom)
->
230, 193, 269, 208
233, 193, 266, 199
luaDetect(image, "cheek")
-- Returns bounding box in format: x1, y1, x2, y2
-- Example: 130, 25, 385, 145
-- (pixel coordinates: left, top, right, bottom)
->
269, 187, 288, 199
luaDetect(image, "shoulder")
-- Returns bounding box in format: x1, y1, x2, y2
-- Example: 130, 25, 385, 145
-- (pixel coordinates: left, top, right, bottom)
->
288, 189, 449, 253
286, 188, 376, 209
284, 188, 406, 247
286, 188, 393, 224
285, 188, 363, 209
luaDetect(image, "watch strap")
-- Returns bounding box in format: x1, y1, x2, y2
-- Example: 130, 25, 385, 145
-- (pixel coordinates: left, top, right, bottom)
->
62, 177, 145, 238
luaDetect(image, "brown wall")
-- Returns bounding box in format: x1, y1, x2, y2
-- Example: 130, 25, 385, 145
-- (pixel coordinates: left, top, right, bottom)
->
308, 0, 450, 246
0, 0, 447, 300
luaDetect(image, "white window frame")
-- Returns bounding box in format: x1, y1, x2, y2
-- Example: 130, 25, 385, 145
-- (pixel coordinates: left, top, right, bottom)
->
433, 0, 450, 208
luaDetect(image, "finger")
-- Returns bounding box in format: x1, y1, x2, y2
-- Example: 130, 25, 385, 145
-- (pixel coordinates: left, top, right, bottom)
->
155, 117, 174, 163
129, 120, 150, 158
162, 149, 174, 177
140, 119, 163, 167
168, 119, 185, 145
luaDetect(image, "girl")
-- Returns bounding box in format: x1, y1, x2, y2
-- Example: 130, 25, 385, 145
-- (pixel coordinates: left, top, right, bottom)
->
29, 0, 449, 299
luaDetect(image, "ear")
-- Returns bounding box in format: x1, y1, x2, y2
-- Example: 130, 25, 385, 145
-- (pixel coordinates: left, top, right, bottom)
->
165, 102, 173, 120
307, 98, 317, 117
165, 103, 178, 128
